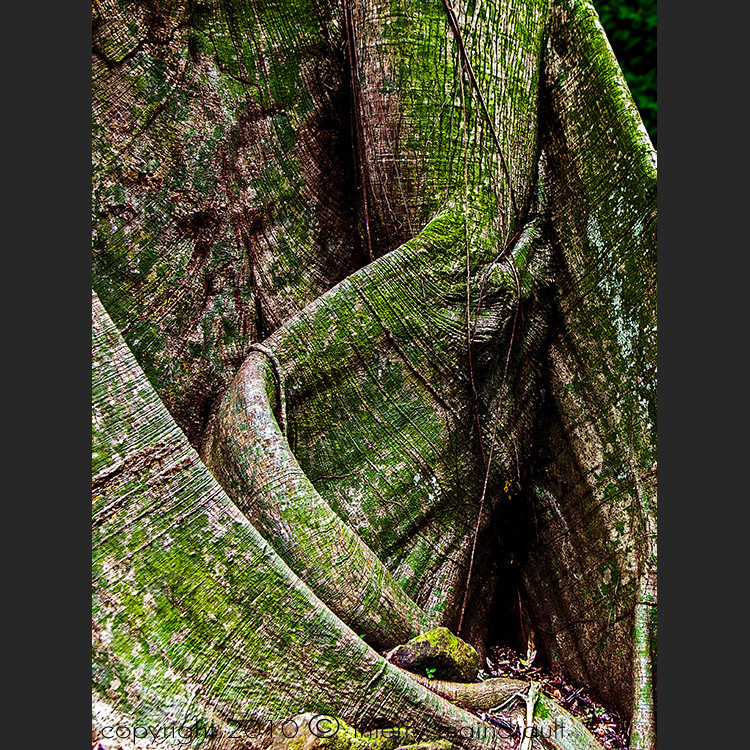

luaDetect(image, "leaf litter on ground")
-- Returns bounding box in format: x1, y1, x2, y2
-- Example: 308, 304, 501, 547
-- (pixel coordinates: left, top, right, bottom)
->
474, 644, 630, 750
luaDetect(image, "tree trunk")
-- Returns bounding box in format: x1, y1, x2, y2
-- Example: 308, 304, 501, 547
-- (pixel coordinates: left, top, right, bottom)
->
92, 0, 656, 747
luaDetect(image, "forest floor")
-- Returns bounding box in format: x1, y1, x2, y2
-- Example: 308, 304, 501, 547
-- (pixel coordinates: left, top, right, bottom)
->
472, 644, 630, 749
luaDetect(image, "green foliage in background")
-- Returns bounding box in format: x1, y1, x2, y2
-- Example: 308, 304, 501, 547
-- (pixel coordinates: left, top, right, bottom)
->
593, 0, 656, 146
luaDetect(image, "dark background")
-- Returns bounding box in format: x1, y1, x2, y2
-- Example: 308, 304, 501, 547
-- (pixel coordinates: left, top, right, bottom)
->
593, 0, 656, 146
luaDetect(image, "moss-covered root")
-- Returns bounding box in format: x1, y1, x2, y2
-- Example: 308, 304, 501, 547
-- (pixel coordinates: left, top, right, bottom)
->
206, 349, 433, 649
270, 714, 457, 750
270, 713, 414, 750
398, 669, 526, 711
533, 693, 606, 750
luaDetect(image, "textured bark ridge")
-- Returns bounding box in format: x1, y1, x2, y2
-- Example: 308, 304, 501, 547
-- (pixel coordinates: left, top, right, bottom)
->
92, 0, 655, 748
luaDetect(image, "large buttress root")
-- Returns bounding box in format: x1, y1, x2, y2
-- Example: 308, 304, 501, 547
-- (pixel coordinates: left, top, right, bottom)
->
205, 346, 434, 649
94, 290, 609, 750
204, 202, 552, 651
92, 292, 516, 750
